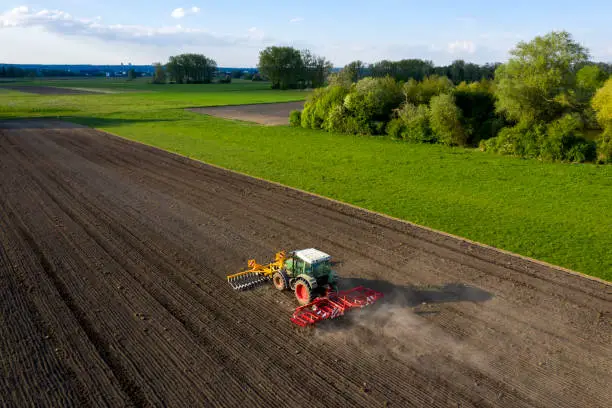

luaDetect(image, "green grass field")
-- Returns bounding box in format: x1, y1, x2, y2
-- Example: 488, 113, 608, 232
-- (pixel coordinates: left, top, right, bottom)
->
1, 78, 611, 281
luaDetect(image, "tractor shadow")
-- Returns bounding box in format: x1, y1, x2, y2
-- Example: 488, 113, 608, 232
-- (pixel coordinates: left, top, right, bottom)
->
313, 278, 493, 332
338, 277, 493, 309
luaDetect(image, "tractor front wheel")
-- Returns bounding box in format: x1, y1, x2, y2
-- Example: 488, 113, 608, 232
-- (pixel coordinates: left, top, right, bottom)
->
272, 271, 289, 291
294, 279, 314, 305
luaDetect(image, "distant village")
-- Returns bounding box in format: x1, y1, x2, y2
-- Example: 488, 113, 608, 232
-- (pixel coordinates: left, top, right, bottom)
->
0, 63, 259, 78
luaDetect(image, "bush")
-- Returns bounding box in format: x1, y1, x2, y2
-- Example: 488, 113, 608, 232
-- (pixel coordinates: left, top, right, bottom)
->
289, 110, 302, 127
429, 94, 467, 146
386, 118, 405, 140
300, 85, 350, 130
391, 103, 435, 143
540, 113, 595, 162
566, 141, 597, 163
322, 104, 370, 134
453, 80, 501, 145
300, 104, 314, 128
218, 74, 232, 84
403, 75, 454, 106
323, 104, 346, 132
343, 76, 403, 130
596, 129, 612, 163
481, 122, 544, 157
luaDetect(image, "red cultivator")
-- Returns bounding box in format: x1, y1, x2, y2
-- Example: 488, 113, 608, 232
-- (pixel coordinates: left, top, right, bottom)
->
291, 286, 383, 327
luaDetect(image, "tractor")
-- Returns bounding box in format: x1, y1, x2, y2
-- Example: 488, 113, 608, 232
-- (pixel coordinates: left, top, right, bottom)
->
227, 248, 383, 326
271, 248, 337, 305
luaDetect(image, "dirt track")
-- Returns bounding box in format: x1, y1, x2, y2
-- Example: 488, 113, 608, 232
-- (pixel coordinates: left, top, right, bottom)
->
188, 101, 305, 125
0, 86, 98, 95
0, 119, 610, 407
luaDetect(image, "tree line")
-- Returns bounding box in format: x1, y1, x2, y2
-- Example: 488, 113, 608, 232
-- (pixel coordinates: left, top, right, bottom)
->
152, 54, 218, 84
290, 31, 612, 164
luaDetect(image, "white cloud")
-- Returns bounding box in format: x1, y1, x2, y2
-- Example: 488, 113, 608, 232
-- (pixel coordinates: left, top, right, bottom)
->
447, 40, 476, 54
171, 8, 185, 19
0, 6, 269, 49
289, 17, 304, 23
171, 6, 200, 19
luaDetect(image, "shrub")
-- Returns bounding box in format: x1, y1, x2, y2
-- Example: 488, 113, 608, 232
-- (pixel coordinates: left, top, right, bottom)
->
482, 122, 544, 158
540, 113, 595, 162
403, 75, 454, 106
343, 76, 403, 130
429, 94, 467, 146
289, 110, 302, 127
323, 104, 370, 134
596, 129, 612, 163
454, 80, 501, 145
566, 141, 597, 163
323, 104, 347, 132
392, 103, 435, 143
386, 118, 405, 140
218, 74, 232, 84
592, 78, 612, 130
314, 85, 350, 127
300, 85, 350, 130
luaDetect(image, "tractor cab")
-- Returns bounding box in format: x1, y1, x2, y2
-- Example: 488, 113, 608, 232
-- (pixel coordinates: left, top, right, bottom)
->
285, 248, 332, 278
274, 248, 338, 305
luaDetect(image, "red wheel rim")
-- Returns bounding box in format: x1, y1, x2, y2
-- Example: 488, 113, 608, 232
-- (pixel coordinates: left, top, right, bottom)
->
296, 283, 308, 301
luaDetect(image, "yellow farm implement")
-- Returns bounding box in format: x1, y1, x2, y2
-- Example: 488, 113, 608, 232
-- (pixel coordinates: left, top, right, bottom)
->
227, 251, 287, 290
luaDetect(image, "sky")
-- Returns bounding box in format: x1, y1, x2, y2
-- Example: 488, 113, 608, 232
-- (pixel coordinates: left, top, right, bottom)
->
0, 1, 610, 67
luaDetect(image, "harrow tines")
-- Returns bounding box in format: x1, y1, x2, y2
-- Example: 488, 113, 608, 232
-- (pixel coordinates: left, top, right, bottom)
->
227, 272, 270, 291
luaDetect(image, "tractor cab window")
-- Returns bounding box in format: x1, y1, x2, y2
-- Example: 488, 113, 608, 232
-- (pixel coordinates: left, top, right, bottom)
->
294, 258, 304, 273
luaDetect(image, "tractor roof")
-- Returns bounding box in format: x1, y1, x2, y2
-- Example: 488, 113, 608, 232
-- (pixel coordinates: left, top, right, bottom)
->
294, 248, 331, 264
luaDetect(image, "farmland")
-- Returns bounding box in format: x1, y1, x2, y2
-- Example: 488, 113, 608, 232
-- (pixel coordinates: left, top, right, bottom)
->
1, 79, 610, 279
1, 118, 610, 407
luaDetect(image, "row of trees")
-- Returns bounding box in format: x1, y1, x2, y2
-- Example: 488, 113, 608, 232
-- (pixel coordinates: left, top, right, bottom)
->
340, 59, 500, 84
152, 54, 218, 84
257, 47, 333, 89
290, 31, 612, 164
0, 66, 83, 78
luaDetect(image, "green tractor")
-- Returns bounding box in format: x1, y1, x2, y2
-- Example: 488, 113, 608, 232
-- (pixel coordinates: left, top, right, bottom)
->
272, 248, 338, 305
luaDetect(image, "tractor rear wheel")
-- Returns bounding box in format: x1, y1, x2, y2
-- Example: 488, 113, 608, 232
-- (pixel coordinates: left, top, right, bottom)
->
294, 279, 314, 305
272, 271, 289, 291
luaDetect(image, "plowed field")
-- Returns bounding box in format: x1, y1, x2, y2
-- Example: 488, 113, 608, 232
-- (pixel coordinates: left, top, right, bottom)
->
1, 119, 610, 408
187, 101, 304, 125
0, 86, 99, 95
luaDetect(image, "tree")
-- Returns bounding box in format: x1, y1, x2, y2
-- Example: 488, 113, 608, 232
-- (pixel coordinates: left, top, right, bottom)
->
592, 78, 612, 130
402, 75, 454, 106
494, 31, 590, 124
342, 60, 367, 83
429, 93, 467, 146
166, 54, 217, 84
300, 50, 333, 88
258, 46, 304, 89
152, 63, 166, 84
577, 65, 608, 96
127, 68, 137, 81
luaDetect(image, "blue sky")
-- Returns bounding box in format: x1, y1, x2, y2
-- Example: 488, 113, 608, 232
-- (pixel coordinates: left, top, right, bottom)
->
0, 1, 610, 66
